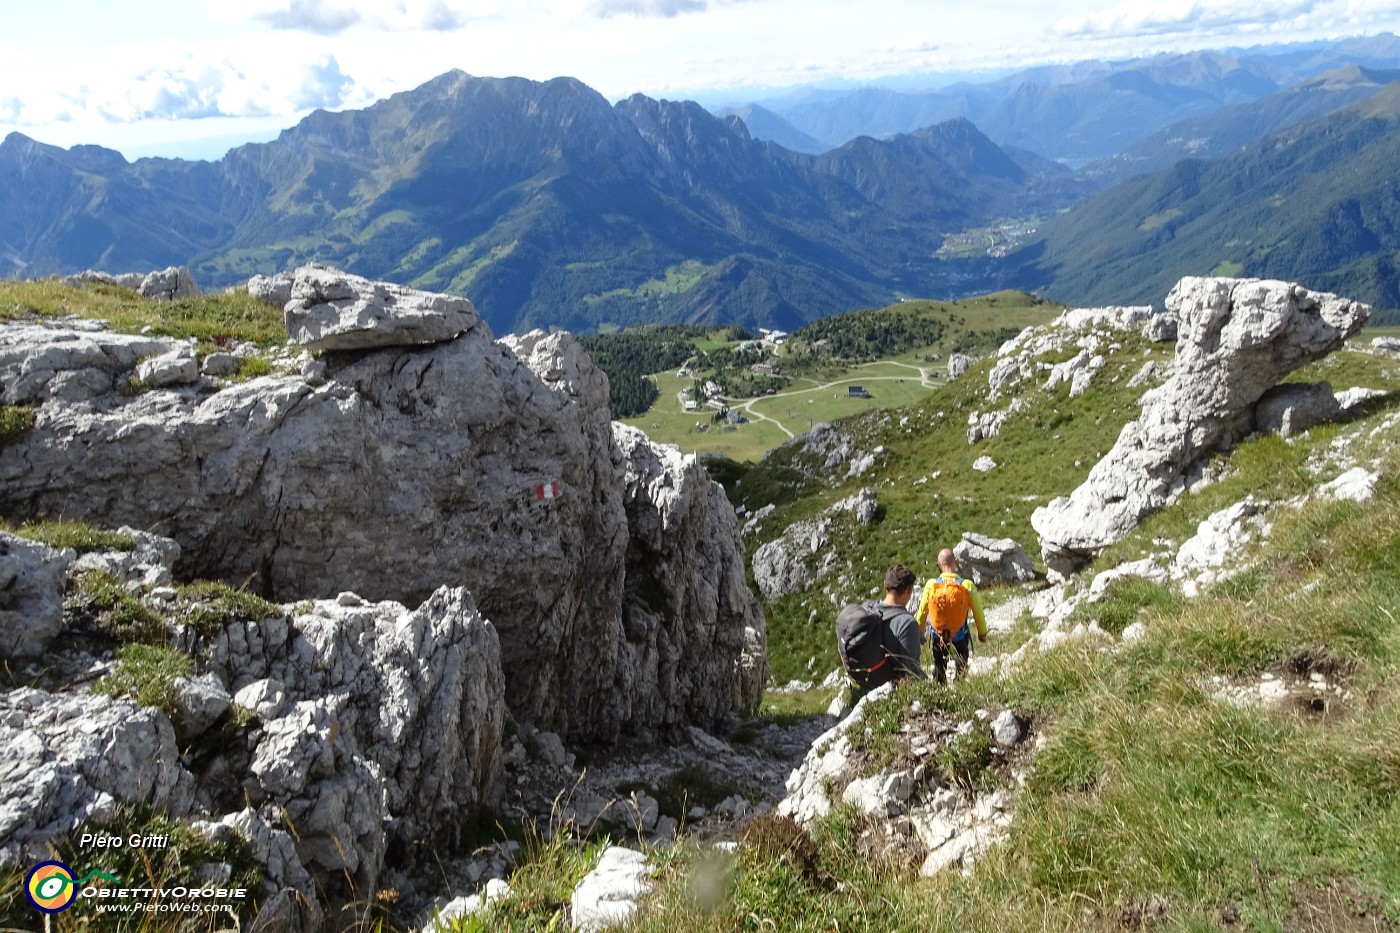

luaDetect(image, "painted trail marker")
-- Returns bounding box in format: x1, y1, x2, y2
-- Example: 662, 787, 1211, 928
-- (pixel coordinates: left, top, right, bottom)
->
534, 481, 561, 502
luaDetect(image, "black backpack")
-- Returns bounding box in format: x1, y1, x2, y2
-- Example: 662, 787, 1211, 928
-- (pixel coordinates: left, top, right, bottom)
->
836, 603, 894, 691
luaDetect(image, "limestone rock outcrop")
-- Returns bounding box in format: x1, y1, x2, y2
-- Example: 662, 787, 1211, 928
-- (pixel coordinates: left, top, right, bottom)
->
947, 353, 975, 380
0, 265, 764, 743
615, 425, 768, 729
0, 532, 73, 659
1033, 277, 1369, 579
751, 519, 832, 601
2, 579, 504, 927
284, 266, 477, 351
777, 686, 1028, 877
247, 271, 295, 309
0, 689, 192, 865
62, 266, 201, 300
952, 533, 1037, 586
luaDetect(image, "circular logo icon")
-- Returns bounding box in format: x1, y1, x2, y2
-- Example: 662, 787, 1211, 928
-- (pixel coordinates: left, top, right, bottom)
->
25, 861, 78, 914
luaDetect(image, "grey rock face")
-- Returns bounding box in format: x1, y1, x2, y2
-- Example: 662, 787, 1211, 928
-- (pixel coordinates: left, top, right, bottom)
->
751, 519, 830, 601
615, 425, 768, 730
953, 533, 1037, 586
1254, 381, 1340, 437
210, 587, 504, 859
284, 265, 477, 351
1033, 277, 1369, 579
947, 353, 975, 380
1143, 310, 1179, 342
0, 689, 191, 865
247, 271, 296, 309
135, 345, 199, 388
0, 532, 74, 659
138, 266, 201, 301
1, 323, 169, 405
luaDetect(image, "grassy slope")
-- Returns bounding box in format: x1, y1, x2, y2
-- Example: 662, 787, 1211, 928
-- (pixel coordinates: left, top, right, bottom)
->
0, 279, 287, 348
460, 336, 1400, 933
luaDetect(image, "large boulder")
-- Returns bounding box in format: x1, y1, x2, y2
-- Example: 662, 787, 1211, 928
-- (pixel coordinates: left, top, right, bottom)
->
0, 275, 763, 743
952, 533, 1037, 586
138, 266, 201, 301
247, 271, 296, 309
1033, 277, 1369, 579
283, 265, 476, 351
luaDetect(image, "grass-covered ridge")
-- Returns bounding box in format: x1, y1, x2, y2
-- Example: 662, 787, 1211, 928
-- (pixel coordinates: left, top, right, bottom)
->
0, 279, 287, 348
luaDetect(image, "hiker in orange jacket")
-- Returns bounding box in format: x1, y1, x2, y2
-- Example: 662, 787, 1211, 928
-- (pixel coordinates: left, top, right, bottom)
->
916, 548, 987, 684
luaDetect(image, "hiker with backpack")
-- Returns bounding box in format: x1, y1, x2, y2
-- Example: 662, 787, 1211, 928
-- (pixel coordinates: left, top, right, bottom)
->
835, 564, 927, 702
916, 548, 987, 684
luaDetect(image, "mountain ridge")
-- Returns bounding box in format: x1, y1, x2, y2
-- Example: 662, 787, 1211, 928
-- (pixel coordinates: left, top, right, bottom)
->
0, 74, 1077, 334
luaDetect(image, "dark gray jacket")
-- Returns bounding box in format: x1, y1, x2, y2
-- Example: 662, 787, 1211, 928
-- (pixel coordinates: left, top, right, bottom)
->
869, 600, 927, 681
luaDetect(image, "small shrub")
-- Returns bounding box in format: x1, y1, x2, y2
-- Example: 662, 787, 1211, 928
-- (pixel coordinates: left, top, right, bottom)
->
178, 580, 282, 635
938, 727, 996, 792
654, 766, 736, 821
0, 404, 36, 450
120, 375, 151, 396
235, 356, 272, 381
739, 812, 822, 880
72, 570, 165, 643
93, 643, 193, 717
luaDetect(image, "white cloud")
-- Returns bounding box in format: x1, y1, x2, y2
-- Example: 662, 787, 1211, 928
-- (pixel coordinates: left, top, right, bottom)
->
292, 56, 355, 109
252, 0, 363, 34
587, 0, 708, 17
1052, 0, 1320, 39
203, 0, 515, 33
33, 52, 361, 125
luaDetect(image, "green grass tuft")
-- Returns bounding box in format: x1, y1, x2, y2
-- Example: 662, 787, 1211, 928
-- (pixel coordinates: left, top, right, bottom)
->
177, 580, 282, 635
0, 404, 36, 450
4, 518, 136, 554
71, 570, 165, 643
92, 643, 194, 717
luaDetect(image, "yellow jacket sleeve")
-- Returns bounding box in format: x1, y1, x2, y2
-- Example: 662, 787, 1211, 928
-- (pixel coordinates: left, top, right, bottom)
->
964, 579, 987, 638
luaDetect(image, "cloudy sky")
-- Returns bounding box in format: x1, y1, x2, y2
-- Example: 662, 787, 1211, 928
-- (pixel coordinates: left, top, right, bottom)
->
4, 0, 1399, 159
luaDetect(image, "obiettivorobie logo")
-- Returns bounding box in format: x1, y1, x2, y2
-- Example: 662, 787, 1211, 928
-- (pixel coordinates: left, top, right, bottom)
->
24, 861, 121, 914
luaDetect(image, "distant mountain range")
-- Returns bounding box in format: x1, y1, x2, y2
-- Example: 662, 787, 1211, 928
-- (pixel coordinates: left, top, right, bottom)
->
4, 34, 1400, 332
1084, 64, 1400, 184
741, 34, 1400, 165
1012, 83, 1400, 315
0, 73, 1080, 334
